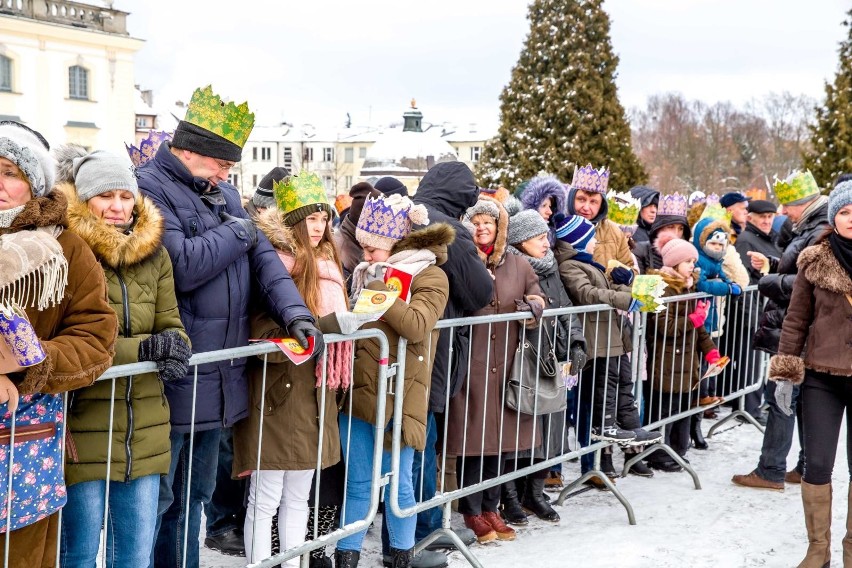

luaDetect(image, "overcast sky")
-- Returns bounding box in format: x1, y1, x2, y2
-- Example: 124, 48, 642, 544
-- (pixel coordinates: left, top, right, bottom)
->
117, 0, 850, 131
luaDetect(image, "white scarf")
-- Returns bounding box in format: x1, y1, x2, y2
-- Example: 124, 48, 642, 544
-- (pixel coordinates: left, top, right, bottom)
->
349, 248, 437, 302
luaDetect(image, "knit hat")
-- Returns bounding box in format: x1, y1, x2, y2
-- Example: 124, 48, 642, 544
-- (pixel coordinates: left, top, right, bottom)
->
356, 194, 429, 250
374, 176, 408, 198
273, 172, 332, 227
0, 121, 55, 197
555, 214, 596, 250
172, 86, 255, 162
828, 180, 852, 228
463, 198, 501, 222
54, 145, 138, 201
253, 166, 289, 209
774, 170, 820, 206
507, 210, 549, 245
655, 233, 698, 268
348, 182, 381, 224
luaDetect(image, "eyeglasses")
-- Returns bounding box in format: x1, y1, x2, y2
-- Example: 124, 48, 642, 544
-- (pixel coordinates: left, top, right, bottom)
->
213, 158, 235, 172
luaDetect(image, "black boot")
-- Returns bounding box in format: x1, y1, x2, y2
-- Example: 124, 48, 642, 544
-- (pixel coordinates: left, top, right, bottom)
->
599, 449, 618, 478
499, 479, 529, 525
521, 477, 560, 522
335, 549, 360, 568
624, 447, 654, 478
691, 414, 708, 450
389, 547, 414, 568
310, 555, 333, 568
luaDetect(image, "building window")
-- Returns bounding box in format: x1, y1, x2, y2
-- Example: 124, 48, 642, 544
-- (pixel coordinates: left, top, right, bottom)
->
228, 173, 239, 186
252, 174, 258, 186
359, 147, 367, 159
0, 55, 11, 92
470, 146, 482, 162
344, 147, 354, 163
345, 175, 353, 189
261, 147, 271, 161
135, 116, 147, 128
283, 147, 293, 169
322, 175, 333, 191
303, 147, 314, 162
252, 147, 258, 161
69, 65, 89, 100
323, 147, 334, 162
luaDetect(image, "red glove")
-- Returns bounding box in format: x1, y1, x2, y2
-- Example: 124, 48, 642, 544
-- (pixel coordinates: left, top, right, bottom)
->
705, 349, 721, 365
688, 299, 710, 329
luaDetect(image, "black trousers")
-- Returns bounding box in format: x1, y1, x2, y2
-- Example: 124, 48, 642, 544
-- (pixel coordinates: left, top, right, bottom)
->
645, 390, 692, 464
579, 354, 639, 432
801, 371, 852, 485
456, 455, 503, 515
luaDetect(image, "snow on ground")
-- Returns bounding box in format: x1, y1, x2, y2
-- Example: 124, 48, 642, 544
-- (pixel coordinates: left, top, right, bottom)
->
202, 408, 846, 567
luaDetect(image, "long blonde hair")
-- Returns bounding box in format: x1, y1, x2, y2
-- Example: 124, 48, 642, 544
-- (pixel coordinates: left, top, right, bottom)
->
288, 217, 346, 316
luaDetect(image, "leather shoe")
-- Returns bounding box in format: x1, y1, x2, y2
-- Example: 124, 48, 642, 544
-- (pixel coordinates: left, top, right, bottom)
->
647, 460, 683, 473
731, 470, 784, 491
784, 469, 803, 484
204, 528, 245, 557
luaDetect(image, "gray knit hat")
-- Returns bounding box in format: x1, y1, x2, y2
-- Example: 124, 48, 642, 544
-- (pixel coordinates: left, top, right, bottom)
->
829, 180, 852, 228
508, 209, 549, 245
0, 121, 55, 197
55, 145, 138, 201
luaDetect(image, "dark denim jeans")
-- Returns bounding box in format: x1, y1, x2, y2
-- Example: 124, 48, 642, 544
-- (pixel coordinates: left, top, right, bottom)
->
205, 427, 246, 538
151, 428, 220, 568
756, 381, 805, 483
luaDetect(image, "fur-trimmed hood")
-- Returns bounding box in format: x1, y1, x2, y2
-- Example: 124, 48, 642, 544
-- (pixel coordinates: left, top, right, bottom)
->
519, 176, 567, 217
648, 267, 697, 295
58, 181, 163, 269
463, 194, 509, 268
693, 218, 731, 250
254, 206, 338, 262
391, 222, 456, 267
797, 240, 852, 296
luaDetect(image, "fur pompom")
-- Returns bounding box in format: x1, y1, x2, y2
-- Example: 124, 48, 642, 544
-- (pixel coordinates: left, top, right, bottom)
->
654, 232, 678, 252
769, 354, 806, 385
52, 143, 88, 185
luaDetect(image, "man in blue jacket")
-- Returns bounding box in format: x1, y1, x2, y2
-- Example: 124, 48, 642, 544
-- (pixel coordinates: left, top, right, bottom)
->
137, 86, 322, 568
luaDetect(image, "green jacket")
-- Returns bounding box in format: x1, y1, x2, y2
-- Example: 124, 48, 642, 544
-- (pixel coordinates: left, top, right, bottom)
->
60, 183, 188, 484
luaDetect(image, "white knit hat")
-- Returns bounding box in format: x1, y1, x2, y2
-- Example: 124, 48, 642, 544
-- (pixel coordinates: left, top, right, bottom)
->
0, 121, 55, 197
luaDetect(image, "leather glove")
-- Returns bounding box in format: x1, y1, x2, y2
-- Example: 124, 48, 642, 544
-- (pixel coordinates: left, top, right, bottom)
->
729, 283, 742, 296
219, 211, 258, 249
627, 299, 643, 313
287, 319, 325, 360
610, 266, 634, 286
704, 348, 721, 365
688, 299, 710, 329
138, 330, 192, 382
569, 343, 588, 373
774, 380, 794, 416
515, 295, 544, 325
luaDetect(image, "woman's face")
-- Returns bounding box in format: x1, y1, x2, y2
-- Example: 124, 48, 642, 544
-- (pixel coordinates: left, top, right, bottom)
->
471, 213, 497, 248
87, 190, 135, 225
0, 157, 32, 211
538, 198, 554, 222
304, 211, 329, 248
657, 223, 684, 239
835, 204, 852, 240
675, 258, 696, 279
520, 233, 550, 259
362, 245, 391, 264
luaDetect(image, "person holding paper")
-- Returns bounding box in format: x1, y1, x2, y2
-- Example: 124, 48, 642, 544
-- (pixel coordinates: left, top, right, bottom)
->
334, 194, 453, 568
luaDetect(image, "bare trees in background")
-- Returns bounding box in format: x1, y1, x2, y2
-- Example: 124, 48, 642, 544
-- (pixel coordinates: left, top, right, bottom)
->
630, 92, 814, 196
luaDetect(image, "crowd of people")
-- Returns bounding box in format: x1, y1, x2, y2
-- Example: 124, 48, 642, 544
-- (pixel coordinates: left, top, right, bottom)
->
1, 84, 851, 568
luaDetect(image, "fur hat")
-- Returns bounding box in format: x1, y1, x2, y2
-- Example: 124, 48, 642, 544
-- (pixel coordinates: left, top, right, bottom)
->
828, 181, 852, 228
55, 145, 138, 201
0, 121, 55, 197
356, 194, 429, 250
507, 210, 549, 245
253, 166, 289, 209
555, 214, 596, 250
656, 233, 698, 268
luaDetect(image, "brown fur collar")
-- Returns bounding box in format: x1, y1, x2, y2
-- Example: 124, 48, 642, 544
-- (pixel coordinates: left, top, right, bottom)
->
797, 240, 852, 296
392, 223, 456, 267
0, 191, 67, 234
58, 182, 163, 269
463, 195, 508, 268
698, 219, 731, 249
256, 206, 339, 261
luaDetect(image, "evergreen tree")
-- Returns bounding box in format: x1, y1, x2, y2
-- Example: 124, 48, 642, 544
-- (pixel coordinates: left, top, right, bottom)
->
803, 8, 852, 192
476, 0, 646, 190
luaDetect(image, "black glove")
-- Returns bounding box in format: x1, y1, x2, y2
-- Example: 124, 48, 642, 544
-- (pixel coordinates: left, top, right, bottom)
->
138, 330, 192, 382
219, 211, 258, 249
569, 343, 588, 374
288, 319, 325, 361
610, 266, 634, 286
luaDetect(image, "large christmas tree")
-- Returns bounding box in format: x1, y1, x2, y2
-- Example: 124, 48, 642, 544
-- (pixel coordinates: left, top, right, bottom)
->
476, 0, 646, 190
803, 8, 852, 191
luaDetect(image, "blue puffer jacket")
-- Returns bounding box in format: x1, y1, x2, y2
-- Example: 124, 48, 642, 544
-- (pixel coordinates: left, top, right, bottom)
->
137, 144, 312, 432
692, 218, 735, 333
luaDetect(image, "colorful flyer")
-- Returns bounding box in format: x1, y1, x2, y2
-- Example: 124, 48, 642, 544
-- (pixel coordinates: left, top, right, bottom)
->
384, 267, 413, 302
251, 336, 314, 365
352, 288, 400, 315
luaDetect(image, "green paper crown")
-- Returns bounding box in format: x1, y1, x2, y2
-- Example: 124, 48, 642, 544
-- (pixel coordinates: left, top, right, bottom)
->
274, 172, 329, 217
773, 170, 819, 205
606, 191, 641, 226
699, 203, 732, 224
184, 85, 255, 148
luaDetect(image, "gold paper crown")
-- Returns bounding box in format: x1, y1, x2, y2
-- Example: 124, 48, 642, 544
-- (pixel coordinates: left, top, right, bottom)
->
183, 85, 255, 148
773, 170, 819, 205
273, 172, 329, 218
606, 191, 641, 226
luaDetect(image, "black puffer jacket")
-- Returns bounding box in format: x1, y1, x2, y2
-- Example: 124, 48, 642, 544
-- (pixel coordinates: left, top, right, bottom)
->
629, 185, 660, 243
413, 162, 494, 413
734, 222, 782, 285
754, 201, 829, 354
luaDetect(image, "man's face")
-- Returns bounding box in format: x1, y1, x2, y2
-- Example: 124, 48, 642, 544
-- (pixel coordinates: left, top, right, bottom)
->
639, 203, 657, 224
573, 190, 602, 220
727, 201, 748, 226
782, 201, 808, 223
748, 211, 775, 235
175, 148, 235, 187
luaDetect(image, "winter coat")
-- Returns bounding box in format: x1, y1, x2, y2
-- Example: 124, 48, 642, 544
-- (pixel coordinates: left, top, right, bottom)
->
754, 201, 829, 354
0, 191, 117, 532
60, 184, 186, 485
645, 269, 716, 393
734, 223, 782, 286
232, 213, 344, 472
345, 224, 453, 451
555, 240, 633, 359
769, 239, 852, 384
633, 241, 662, 275
629, 186, 660, 244
412, 162, 494, 413
566, 186, 636, 271
333, 214, 362, 290
691, 218, 738, 335
137, 143, 312, 432
445, 208, 543, 457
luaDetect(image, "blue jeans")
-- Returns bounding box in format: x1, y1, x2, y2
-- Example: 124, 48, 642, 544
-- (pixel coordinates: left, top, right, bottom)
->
60, 474, 159, 568
204, 427, 246, 538
336, 415, 416, 552
757, 381, 805, 483
151, 428, 220, 568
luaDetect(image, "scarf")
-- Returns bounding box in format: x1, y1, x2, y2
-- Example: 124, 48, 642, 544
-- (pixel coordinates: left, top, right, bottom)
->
0, 226, 69, 311
794, 195, 829, 233
350, 248, 437, 301
0, 205, 25, 228
507, 245, 556, 276
477, 243, 494, 257
572, 249, 607, 273
829, 232, 852, 282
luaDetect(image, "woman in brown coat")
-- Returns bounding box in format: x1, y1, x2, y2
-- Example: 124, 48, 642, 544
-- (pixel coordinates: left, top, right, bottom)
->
768, 182, 852, 568
445, 195, 544, 544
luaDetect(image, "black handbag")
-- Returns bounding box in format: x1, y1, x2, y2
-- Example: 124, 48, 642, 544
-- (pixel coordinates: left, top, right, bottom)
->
505, 333, 567, 416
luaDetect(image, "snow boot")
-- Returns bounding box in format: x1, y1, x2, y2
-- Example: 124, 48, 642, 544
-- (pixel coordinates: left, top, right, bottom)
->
335, 549, 360, 568
463, 514, 497, 544
521, 477, 560, 522
623, 447, 653, 477
798, 481, 831, 568
481, 511, 516, 541
599, 449, 618, 478
499, 480, 529, 526
690, 414, 708, 450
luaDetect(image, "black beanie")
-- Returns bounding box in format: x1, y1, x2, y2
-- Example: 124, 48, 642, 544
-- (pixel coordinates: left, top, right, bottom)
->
253, 166, 289, 208
172, 121, 243, 162
348, 182, 382, 224
374, 176, 408, 198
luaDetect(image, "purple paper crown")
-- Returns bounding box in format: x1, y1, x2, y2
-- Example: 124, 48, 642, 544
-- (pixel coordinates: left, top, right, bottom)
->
705, 194, 720, 207
571, 164, 610, 195
658, 193, 688, 217
125, 131, 173, 168
357, 196, 412, 243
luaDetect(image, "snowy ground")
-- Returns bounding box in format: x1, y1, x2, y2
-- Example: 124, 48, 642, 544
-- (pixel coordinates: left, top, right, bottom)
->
201, 407, 845, 568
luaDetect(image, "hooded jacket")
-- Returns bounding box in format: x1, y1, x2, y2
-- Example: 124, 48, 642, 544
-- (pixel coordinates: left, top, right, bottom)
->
566, 186, 636, 270
413, 162, 494, 413
629, 186, 660, 243
519, 176, 567, 244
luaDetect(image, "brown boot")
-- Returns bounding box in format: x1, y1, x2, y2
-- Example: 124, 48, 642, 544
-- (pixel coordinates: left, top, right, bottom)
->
731, 470, 784, 491
798, 481, 831, 568
786, 469, 803, 484
463, 514, 497, 544
481, 511, 516, 541
843, 485, 852, 567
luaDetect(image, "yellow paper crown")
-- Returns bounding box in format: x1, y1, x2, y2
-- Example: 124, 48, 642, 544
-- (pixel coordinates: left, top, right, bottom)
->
183, 85, 255, 148
273, 172, 330, 221
606, 191, 641, 226
773, 170, 819, 205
